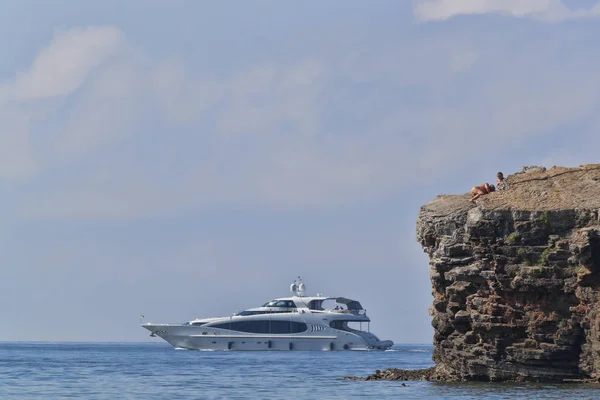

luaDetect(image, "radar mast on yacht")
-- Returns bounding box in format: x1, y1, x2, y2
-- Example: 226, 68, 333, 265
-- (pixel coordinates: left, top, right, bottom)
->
290, 276, 306, 296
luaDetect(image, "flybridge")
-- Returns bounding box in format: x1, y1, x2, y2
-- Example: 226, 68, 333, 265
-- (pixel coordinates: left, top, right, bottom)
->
287, 276, 364, 312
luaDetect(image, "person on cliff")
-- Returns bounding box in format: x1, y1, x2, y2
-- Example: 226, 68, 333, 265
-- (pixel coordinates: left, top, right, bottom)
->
496, 172, 507, 191
470, 183, 495, 204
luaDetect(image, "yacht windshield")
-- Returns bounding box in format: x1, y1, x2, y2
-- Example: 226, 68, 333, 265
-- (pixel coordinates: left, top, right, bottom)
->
261, 300, 296, 308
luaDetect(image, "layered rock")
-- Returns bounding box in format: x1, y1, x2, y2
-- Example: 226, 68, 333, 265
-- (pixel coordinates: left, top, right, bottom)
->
364, 164, 600, 382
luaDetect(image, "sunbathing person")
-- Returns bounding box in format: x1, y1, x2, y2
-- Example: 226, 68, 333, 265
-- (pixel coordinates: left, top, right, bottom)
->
470, 183, 495, 203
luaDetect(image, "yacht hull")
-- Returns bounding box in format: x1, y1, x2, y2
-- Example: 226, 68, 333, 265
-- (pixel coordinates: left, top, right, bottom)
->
142, 323, 392, 351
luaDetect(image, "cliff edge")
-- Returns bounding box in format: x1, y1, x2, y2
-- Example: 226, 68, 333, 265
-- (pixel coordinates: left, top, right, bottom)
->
354, 164, 600, 382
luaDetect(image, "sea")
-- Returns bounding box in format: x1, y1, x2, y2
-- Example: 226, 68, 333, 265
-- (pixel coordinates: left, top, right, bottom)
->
2, 342, 600, 399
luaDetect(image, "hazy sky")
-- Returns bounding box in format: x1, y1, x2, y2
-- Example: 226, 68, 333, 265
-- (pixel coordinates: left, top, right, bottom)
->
1, 0, 600, 343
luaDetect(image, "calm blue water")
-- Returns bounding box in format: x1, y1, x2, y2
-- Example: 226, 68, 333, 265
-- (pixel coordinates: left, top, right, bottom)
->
1, 342, 600, 399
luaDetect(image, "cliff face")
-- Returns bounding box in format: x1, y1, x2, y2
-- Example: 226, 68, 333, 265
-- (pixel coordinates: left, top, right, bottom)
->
417, 164, 600, 382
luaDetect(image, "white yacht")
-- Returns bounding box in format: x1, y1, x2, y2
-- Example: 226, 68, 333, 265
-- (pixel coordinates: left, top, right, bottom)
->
141, 278, 393, 351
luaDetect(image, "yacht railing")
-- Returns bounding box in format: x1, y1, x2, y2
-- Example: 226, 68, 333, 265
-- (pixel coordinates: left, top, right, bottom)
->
326, 309, 366, 315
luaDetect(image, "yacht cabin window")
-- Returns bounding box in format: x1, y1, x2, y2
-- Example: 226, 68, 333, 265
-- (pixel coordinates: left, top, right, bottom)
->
209, 320, 307, 334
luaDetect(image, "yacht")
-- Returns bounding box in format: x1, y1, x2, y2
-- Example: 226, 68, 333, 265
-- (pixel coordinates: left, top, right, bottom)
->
141, 277, 393, 351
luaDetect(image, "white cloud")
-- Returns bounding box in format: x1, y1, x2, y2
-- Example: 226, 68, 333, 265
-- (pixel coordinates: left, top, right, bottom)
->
52, 52, 147, 158
0, 26, 125, 182
12, 26, 123, 101
5, 17, 600, 220
414, 0, 600, 22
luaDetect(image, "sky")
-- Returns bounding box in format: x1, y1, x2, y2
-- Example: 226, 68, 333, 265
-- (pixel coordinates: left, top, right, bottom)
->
1, 0, 600, 343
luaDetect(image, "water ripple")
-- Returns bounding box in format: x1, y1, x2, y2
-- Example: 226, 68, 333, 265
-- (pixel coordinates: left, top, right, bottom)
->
1, 343, 599, 399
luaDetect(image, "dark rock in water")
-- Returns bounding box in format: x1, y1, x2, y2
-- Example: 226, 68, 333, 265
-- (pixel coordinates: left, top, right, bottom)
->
354, 164, 600, 383
342, 367, 439, 381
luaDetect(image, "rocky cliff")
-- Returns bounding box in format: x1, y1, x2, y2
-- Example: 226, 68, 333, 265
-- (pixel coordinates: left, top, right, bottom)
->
355, 164, 600, 382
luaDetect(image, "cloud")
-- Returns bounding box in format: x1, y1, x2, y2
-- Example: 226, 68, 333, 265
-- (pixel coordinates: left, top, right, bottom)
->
6, 17, 600, 221
0, 26, 125, 182
413, 0, 600, 22
11, 26, 124, 101
52, 51, 147, 158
